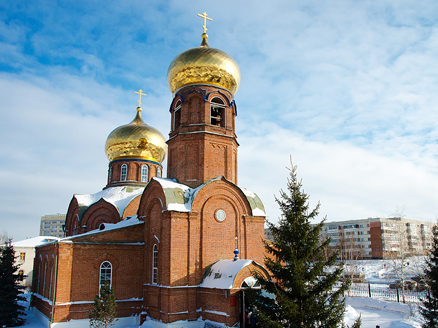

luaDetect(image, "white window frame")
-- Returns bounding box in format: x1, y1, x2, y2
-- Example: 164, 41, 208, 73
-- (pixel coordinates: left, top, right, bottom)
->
120, 164, 127, 181
141, 165, 149, 182
100, 261, 112, 288
173, 100, 182, 131
152, 245, 158, 284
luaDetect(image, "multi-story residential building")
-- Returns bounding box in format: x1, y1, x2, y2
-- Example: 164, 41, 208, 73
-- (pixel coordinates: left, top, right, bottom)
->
319, 217, 435, 259
39, 214, 66, 238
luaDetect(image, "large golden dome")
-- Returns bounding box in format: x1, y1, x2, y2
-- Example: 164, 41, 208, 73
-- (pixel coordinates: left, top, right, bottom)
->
105, 107, 167, 163
167, 34, 241, 94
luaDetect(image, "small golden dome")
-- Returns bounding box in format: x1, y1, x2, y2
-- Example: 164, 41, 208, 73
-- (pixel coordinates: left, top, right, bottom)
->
105, 107, 167, 163
167, 33, 241, 94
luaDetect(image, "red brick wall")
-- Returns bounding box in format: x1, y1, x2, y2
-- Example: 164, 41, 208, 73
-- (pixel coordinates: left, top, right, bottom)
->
370, 221, 383, 258
33, 227, 145, 323
167, 85, 238, 188
64, 198, 79, 237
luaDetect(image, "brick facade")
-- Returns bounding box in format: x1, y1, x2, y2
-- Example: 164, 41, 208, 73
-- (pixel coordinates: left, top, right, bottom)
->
32, 38, 268, 327
167, 85, 238, 188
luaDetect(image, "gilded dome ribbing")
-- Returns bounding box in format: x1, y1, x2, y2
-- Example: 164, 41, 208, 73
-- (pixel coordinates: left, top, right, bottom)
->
105, 107, 167, 163
167, 34, 241, 94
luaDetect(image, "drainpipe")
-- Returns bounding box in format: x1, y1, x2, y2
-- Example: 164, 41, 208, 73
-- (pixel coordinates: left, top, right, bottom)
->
50, 243, 59, 328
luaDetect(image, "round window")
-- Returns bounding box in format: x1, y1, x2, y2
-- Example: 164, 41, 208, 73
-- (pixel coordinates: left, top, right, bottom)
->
215, 209, 226, 222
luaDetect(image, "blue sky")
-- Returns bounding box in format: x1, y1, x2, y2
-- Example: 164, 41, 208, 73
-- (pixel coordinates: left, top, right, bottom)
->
1, 0, 438, 241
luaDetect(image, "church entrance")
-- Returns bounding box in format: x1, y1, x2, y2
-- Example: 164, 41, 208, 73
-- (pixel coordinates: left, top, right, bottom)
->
240, 277, 261, 328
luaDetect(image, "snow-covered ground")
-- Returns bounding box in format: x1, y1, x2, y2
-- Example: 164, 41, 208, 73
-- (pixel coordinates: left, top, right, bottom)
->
16, 296, 424, 328
15, 258, 427, 327
346, 257, 426, 284
345, 298, 422, 328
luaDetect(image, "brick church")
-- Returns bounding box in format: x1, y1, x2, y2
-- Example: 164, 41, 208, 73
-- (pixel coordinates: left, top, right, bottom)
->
31, 14, 269, 328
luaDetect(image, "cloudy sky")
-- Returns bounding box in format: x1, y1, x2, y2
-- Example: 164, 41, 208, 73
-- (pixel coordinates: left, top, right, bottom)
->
1, 0, 438, 241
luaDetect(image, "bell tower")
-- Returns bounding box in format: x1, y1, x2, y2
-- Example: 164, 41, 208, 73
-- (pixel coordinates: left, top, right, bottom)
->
166, 13, 241, 188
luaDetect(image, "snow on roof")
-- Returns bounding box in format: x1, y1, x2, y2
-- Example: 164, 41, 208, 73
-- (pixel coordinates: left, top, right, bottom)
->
200, 259, 253, 289
240, 188, 266, 217
154, 177, 193, 212
63, 215, 144, 241
154, 177, 266, 216
12, 236, 60, 248
74, 186, 144, 219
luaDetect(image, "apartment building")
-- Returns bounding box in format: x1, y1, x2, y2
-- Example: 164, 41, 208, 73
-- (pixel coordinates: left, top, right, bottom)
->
319, 217, 435, 259
39, 214, 66, 238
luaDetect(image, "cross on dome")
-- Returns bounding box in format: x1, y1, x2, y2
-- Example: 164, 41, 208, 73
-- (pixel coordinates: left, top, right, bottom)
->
134, 89, 147, 108
197, 12, 212, 34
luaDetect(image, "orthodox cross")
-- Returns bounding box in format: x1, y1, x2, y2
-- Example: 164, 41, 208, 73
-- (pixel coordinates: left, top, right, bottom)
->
197, 12, 212, 34
134, 89, 147, 107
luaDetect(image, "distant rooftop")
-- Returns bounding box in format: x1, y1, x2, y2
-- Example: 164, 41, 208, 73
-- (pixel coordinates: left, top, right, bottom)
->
11, 236, 60, 248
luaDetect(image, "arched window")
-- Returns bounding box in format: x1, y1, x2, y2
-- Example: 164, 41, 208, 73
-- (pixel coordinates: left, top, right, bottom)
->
241, 276, 261, 289
157, 168, 161, 178
120, 164, 127, 181
152, 245, 158, 284
73, 220, 77, 236
37, 261, 41, 294
49, 268, 53, 299
100, 261, 112, 287
173, 100, 182, 131
210, 97, 225, 127
141, 165, 149, 182
43, 263, 47, 297
108, 167, 112, 184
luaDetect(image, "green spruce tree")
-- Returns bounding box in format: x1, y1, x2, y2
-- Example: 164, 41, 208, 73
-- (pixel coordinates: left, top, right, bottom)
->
0, 239, 26, 327
251, 163, 355, 327
89, 280, 118, 328
421, 225, 438, 328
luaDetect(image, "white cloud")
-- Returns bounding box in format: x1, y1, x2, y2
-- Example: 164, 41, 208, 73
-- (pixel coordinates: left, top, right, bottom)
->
1, 0, 438, 240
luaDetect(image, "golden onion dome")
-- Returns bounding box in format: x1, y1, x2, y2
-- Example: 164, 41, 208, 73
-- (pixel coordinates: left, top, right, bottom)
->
167, 33, 241, 94
105, 107, 167, 163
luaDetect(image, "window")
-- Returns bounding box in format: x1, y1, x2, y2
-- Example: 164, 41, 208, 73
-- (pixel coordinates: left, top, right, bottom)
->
173, 100, 181, 130
19, 252, 25, 261
18, 270, 24, 281
120, 164, 127, 181
37, 262, 41, 294
157, 168, 161, 178
100, 261, 112, 287
49, 268, 53, 299
152, 245, 158, 284
210, 97, 225, 127
43, 263, 47, 298
141, 165, 148, 182
108, 167, 112, 183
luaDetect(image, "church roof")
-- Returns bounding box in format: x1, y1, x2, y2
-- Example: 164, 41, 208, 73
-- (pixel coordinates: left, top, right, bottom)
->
74, 186, 144, 219
200, 259, 252, 289
11, 236, 60, 248
62, 215, 144, 241
153, 177, 266, 216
